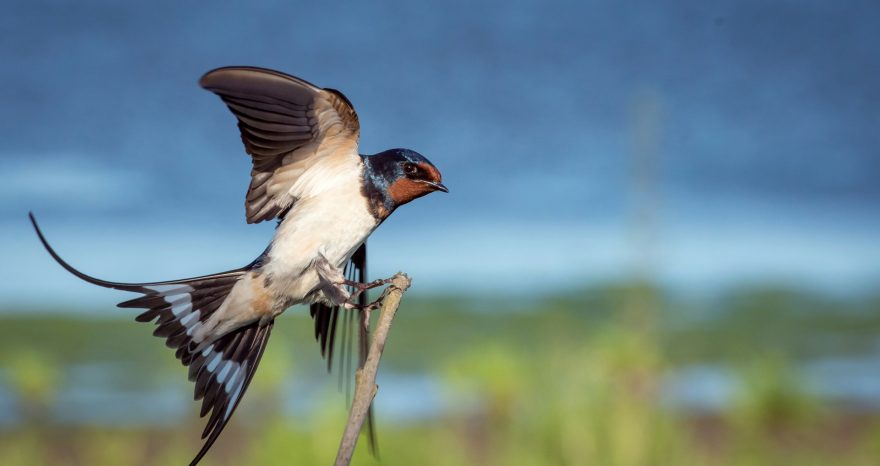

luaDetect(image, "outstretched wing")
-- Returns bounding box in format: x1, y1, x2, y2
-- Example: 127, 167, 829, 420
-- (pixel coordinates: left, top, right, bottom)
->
30, 213, 274, 466
310, 242, 378, 453
187, 321, 273, 466
200, 66, 361, 224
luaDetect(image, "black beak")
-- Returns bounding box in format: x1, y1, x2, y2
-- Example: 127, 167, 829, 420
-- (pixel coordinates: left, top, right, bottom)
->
430, 182, 449, 193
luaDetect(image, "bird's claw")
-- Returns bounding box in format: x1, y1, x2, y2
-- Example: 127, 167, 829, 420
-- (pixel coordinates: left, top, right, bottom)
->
342, 278, 396, 312
344, 277, 394, 296
343, 300, 383, 312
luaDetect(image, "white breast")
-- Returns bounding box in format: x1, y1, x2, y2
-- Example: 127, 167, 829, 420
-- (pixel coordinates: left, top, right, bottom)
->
263, 155, 377, 303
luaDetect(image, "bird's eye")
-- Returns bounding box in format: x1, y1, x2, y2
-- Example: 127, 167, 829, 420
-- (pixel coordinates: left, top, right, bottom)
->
403, 163, 418, 176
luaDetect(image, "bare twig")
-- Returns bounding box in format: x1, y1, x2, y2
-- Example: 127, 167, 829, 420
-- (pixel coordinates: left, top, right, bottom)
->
334, 272, 411, 466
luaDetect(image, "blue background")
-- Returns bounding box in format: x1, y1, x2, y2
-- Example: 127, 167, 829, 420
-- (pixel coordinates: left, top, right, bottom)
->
2, 0, 878, 304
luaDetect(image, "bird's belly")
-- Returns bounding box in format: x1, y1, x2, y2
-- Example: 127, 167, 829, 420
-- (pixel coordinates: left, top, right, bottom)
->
263, 188, 377, 305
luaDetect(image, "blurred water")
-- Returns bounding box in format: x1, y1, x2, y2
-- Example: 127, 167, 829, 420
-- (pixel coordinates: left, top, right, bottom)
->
2, 0, 879, 306
0, 366, 445, 427
5, 348, 880, 428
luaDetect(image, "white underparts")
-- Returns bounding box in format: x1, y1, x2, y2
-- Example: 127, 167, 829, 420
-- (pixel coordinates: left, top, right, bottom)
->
263, 154, 377, 307
143, 151, 377, 352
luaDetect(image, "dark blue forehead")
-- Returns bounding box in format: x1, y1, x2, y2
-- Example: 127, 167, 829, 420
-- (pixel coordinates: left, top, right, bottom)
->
390, 148, 428, 164
363, 148, 436, 177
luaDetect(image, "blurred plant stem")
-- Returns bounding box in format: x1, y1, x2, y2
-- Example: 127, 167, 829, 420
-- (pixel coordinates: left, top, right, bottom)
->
625, 88, 663, 333
335, 273, 412, 466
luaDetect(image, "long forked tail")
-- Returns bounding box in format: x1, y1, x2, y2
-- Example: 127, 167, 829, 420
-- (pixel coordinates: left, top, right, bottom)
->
29, 213, 273, 466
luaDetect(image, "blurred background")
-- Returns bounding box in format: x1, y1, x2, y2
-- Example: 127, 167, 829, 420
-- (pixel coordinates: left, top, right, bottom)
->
2, 0, 879, 464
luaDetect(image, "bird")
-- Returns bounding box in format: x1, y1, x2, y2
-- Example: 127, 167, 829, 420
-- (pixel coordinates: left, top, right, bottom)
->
29, 66, 447, 465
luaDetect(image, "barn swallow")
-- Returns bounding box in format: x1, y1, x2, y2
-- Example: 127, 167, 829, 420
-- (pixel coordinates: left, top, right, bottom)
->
29, 66, 446, 465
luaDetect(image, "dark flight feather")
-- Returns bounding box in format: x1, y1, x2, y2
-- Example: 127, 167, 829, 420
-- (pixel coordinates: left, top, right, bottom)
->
200, 66, 360, 224
309, 242, 378, 454
29, 213, 274, 466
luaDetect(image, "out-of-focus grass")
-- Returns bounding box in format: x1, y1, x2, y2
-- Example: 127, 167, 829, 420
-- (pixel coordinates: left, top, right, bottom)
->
1, 283, 879, 465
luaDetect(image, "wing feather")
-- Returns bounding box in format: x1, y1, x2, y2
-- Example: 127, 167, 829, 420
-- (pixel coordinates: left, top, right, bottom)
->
200, 66, 360, 223
28, 214, 274, 466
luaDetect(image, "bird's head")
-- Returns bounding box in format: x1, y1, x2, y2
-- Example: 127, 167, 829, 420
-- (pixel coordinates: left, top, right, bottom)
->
364, 149, 447, 212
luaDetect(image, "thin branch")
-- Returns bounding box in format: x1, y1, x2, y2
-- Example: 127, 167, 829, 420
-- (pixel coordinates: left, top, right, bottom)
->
334, 272, 412, 466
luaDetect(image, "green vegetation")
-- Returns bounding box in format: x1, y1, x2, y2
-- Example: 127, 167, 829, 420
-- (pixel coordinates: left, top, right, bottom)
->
1, 282, 879, 465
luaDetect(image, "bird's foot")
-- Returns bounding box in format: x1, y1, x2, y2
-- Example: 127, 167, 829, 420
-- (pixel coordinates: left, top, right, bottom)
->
342, 277, 395, 311
344, 277, 394, 298
343, 299, 383, 312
